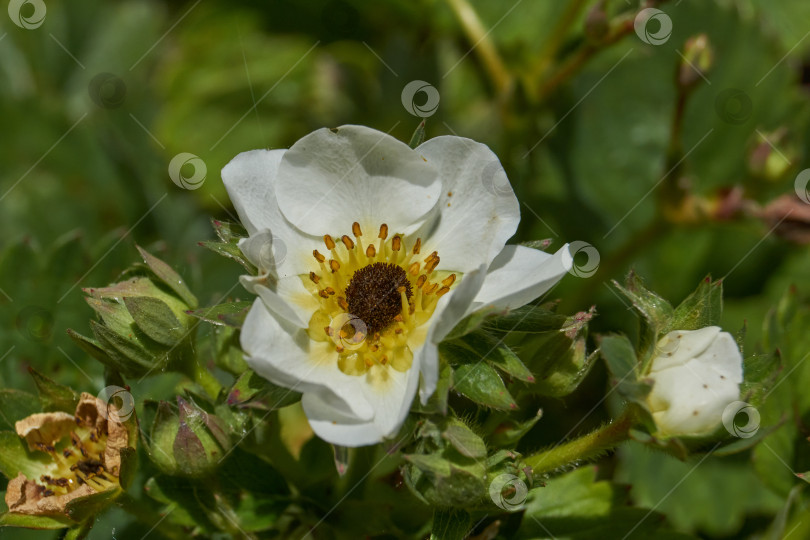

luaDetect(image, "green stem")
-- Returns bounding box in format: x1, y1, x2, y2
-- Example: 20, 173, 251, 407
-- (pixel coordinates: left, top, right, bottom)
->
445, 0, 513, 97
532, 0, 589, 82
534, 13, 635, 103
524, 408, 636, 478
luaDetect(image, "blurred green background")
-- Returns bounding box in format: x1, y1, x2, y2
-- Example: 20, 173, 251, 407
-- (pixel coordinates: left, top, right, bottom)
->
2, 0, 810, 538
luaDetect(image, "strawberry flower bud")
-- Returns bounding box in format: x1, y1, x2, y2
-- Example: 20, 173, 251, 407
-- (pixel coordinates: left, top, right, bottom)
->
645, 326, 743, 437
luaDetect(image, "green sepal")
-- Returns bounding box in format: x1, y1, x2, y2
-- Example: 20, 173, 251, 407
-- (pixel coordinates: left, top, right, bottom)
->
136, 246, 198, 308
198, 241, 257, 274
442, 421, 487, 459
664, 276, 723, 333
456, 331, 534, 383
28, 367, 79, 413
186, 300, 252, 328
409, 120, 426, 149
124, 296, 186, 346
452, 362, 517, 411
430, 508, 470, 540
226, 369, 302, 410
211, 219, 249, 243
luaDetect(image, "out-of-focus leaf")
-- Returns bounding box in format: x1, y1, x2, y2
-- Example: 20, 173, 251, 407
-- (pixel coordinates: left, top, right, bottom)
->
0, 390, 41, 430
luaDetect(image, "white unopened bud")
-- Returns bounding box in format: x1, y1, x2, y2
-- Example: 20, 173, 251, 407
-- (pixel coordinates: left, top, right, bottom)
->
646, 326, 743, 437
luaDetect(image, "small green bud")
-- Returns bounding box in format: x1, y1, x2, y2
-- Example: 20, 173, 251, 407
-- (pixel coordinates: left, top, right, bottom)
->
68, 247, 197, 378
148, 397, 232, 478
678, 34, 713, 90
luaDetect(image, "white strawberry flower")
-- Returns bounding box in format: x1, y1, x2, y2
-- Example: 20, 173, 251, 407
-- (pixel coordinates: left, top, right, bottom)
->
222, 125, 572, 446
646, 326, 743, 437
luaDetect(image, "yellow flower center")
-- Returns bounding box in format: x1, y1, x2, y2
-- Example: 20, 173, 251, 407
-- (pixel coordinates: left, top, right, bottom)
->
304, 222, 458, 377
32, 415, 118, 496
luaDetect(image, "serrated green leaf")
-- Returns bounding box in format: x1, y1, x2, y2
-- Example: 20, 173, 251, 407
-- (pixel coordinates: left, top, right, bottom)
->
124, 296, 186, 346
453, 363, 516, 411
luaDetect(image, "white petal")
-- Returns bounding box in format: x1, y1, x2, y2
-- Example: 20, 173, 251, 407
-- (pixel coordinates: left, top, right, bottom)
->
241, 298, 374, 421
303, 363, 420, 446
701, 332, 744, 384
648, 359, 740, 436
466, 244, 572, 316
223, 153, 321, 278
418, 263, 489, 403
650, 326, 722, 373
274, 125, 442, 237
646, 328, 743, 437
415, 136, 520, 273
221, 149, 287, 236
253, 278, 319, 329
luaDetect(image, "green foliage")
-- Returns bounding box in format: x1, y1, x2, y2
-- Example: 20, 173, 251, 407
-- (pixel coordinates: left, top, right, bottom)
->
2, 0, 810, 537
